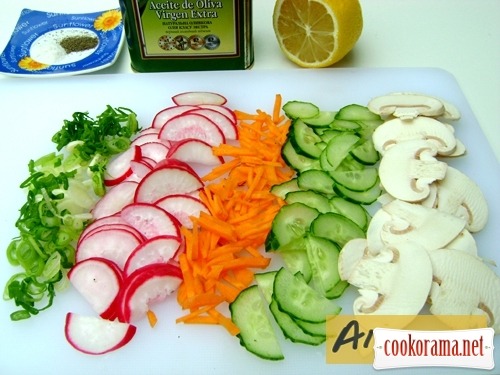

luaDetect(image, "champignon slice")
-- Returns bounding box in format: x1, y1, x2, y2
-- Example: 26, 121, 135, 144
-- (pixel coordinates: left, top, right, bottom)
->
443, 229, 478, 257
368, 93, 445, 120
366, 209, 392, 254
339, 242, 432, 315
435, 166, 489, 232
372, 116, 457, 155
380, 199, 466, 251
428, 249, 500, 333
378, 140, 448, 202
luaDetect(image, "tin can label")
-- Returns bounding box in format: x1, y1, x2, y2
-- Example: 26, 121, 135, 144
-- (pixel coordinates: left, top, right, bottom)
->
134, 0, 238, 57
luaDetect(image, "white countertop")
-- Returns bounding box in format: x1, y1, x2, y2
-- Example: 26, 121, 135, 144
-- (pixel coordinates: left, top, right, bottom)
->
0, 0, 498, 162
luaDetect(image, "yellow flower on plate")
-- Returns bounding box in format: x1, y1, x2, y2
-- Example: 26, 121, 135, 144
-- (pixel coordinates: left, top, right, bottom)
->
18, 57, 49, 71
94, 9, 122, 31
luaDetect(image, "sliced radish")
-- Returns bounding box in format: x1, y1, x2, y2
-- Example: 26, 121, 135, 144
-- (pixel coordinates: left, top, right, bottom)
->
79, 215, 129, 244
130, 160, 153, 179
187, 108, 238, 140
92, 181, 138, 220
118, 263, 183, 323
158, 113, 225, 146
76, 228, 143, 269
198, 104, 237, 126
134, 127, 160, 136
130, 133, 162, 147
154, 157, 198, 176
134, 165, 203, 203
151, 105, 198, 129
120, 202, 182, 239
68, 257, 123, 320
124, 235, 182, 276
65, 313, 136, 355
79, 223, 144, 248
166, 138, 223, 166
139, 142, 170, 163
105, 146, 142, 187
155, 194, 209, 229
172, 91, 227, 106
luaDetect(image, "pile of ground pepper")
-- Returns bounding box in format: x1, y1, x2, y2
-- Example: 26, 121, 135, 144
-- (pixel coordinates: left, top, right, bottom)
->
59, 35, 99, 53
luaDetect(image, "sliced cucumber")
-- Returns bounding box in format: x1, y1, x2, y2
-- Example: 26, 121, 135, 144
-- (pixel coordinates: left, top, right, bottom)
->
276, 237, 312, 283
323, 133, 360, 171
329, 196, 369, 230
304, 234, 344, 299
336, 103, 382, 121
293, 318, 326, 338
270, 178, 300, 199
303, 111, 336, 127
330, 119, 361, 131
254, 271, 278, 303
311, 212, 365, 248
281, 140, 320, 172
269, 299, 326, 345
265, 202, 319, 251
273, 267, 341, 323
285, 190, 331, 213
283, 100, 320, 120
334, 181, 382, 205
329, 168, 379, 192
350, 139, 380, 165
230, 285, 284, 361
289, 119, 323, 158
325, 280, 350, 299
297, 169, 335, 195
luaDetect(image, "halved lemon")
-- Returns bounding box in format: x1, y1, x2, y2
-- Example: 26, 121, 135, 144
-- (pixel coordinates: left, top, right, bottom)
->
273, 0, 363, 68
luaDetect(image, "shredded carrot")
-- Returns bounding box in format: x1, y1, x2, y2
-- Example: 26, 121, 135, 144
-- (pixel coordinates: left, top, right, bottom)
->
147, 310, 158, 328
176, 94, 294, 335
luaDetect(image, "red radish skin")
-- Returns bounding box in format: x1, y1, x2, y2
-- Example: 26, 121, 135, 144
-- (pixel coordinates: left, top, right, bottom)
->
134, 127, 160, 136
79, 223, 144, 251
104, 146, 142, 187
124, 235, 182, 276
139, 142, 170, 163
120, 202, 182, 239
158, 113, 225, 146
187, 108, 238, 140
154, 158, 198, 176
172, 91, 227, 106
118, 263, 183, 323
152, 105, 198, 129
76, 227, 143, 269
65, 313, 137, 355
68, 257, 123, 320
155, 194, 209, 229
130, 133, 162, 147
91, 181, 138, 220
166, 138, 224, 166
134, 165, 203, 203
129, 160, 153, 179
79, 215, 129, 244
197, 104, 237, 125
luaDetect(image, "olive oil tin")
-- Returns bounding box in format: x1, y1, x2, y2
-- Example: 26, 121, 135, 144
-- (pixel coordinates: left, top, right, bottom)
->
119, 0, 253, 72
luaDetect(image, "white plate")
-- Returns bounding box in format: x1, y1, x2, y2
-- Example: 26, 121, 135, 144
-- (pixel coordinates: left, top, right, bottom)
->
0, 8, 124, 77
0, 68, 498, 375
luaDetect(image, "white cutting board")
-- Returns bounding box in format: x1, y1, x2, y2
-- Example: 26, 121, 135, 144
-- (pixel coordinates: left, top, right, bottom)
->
0, 68, 498, 375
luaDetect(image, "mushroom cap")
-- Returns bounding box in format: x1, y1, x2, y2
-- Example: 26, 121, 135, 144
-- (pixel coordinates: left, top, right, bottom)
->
368, 93, 445, 120
378, 139, 448, 202
428, 249, 500, 333
339, 242, 432, 315
372, 116, 458, 155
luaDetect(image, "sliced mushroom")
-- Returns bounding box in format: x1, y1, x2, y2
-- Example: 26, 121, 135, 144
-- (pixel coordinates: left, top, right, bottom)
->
368, 93, 445, 120
435, 166, 489, 232
372, 116, 458, 155
443, 229, 478, 257
378, 139, 448, 202
380, 199, 467, 251
339, 240, 433, 315
428, 249, 500, 333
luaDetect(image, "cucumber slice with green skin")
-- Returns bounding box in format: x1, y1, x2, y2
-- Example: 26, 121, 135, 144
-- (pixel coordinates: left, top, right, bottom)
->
329, 168, 379, 192
324, 133, 360, 171
265, 202, 319, 251
303, 111, 337, 127
329, 196, 369, 230
293, 318, 326, 338
273, 267, 341, 323
350, 139, 380, 165
289, 119, 323, 158
283, 101, 320, 120
316, 129, 342, 143
280, 250, 312, 283
254, 271, 278, 304
336, 104, 382, 121
334, 180, 382, 205
325, 280, 350, 299
230, 285, 284, 361
270, 178, 300, 199
297, 169, 336, 195
285, 190, 331, 213
304, 235, 345, 299
269, 299, 326, 346
330, 119, 361, 131
311, 212, 365, 248
281, 140, 321, 172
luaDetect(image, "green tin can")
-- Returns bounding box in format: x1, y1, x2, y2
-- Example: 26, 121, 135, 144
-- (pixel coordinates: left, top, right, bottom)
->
119, 0, 254, 72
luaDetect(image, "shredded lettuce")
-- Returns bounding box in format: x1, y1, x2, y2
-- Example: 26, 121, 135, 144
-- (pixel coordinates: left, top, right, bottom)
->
4, 106, 139, 320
